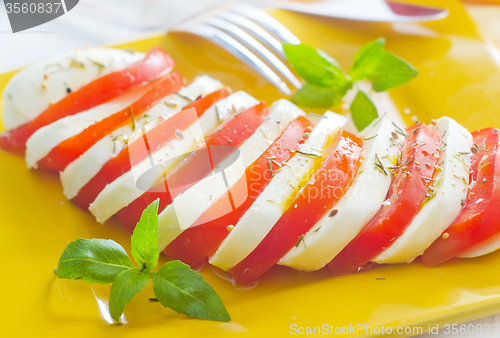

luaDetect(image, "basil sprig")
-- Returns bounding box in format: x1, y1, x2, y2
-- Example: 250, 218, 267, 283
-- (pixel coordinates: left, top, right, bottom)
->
283, 38, 419, 131
56, 199, 230, 323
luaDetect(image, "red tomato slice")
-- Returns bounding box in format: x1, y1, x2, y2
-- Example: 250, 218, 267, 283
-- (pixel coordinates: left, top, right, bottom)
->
229, 130, 364, 285
35, 72, 183, 171
328, 123, 441, 275
0, 47, 174, 154
71, 88, 230, 211
116, 102, 269, 231
422, 128, 500, 267
163, 117, 313, 267
182, 88, 231, 118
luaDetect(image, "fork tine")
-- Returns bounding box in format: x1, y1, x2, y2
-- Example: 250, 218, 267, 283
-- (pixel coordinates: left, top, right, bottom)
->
216, 11, 285, 59
178, 24, 292, 95
204, 17, 302, 90
228, 3, 301, 45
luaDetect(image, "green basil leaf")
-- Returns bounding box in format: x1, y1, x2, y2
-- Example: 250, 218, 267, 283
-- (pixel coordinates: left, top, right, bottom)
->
291, 80, 352, 108
131, 199, 159, 270
350, 90, 378, 131
349, 38, 419, 91
370, 51, 419, 92
152, 261, 230, 322
291, 83, 335, 108
283, 43, 348, 87
109, 269, 149, 323
56, 239, 134, 284
349, 38, 385, 82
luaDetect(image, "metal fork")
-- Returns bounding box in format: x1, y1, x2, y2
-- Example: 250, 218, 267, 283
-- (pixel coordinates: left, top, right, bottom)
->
173, 3, 302, 96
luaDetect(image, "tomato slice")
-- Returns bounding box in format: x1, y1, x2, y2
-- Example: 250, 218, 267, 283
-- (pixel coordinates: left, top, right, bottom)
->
163, 117, 313, 267
35, 72, 183, 172
229, 130, 364, 285
70, 88, 230, 211
116, 102, 269, 231
182, 88, 230, 118
0, 47, 174, 154
422, 128, 500, 267
328, 123, 442, 275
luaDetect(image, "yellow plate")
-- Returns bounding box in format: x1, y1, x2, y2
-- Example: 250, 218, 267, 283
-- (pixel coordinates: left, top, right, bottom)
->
1, 0, 500, 337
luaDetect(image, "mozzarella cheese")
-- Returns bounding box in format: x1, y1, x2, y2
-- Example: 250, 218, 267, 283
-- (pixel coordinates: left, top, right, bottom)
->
89, 91, 258, 223
157, 99, 306, 251
458, 232, 500, 258
373, 117, 472, 264
279, 117, 399, 271
209, 111, 347, 271
3, 48, 145, 130
60, 75, 224, 199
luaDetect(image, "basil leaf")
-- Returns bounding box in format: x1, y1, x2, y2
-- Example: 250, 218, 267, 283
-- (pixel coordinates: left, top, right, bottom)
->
283, 44, 348, 87
370, 51, 419, 92
291, 83, 335, 108
349, 38, 419, 91
291, 80, 352, 109
349, 38, 385, 82
152, 261, 230, 322
57, 239, 134, 284
350, 90, 378, 131
109, 269, 149, 323
131, 199, 159, 270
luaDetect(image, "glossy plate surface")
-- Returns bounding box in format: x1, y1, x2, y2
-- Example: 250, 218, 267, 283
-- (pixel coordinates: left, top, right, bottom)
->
1, 1, 500, 336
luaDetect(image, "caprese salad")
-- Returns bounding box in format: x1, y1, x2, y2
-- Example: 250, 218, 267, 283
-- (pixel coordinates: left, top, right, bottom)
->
2, 46, 499, 286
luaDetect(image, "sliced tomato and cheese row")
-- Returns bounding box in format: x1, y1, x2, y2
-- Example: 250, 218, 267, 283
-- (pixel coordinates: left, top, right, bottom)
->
373, 117, 472, 264
59, 75, 226, 208
230, 119, 403, 284
1, 47, 174, 153
116, 102, 269, 232
88, 91, 260, 224
274, 117, 398, 274
25, 79, 157, 169
328, 123, 442, 275
158, 100, 309, 265
205, 115, 350, 278
209, 112, 347, 271
423, 128, 500, 266
162, 117, 313, 267
69, 87, 231, 211
26, 71, 184, 171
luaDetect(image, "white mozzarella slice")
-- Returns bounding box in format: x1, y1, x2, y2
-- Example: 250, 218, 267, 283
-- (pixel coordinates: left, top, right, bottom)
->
61, 125, 129, 200
195, 91, 256, 137
157, 99, 305, 251
279, 117, 399, 271
25, 84, 150, 169
373, 117, 473, 264
209, 111, 347, 271
60, 76, 224, 199
89, 91, 258, 223
458, 232, 500, 258
3, 48, 145, 130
